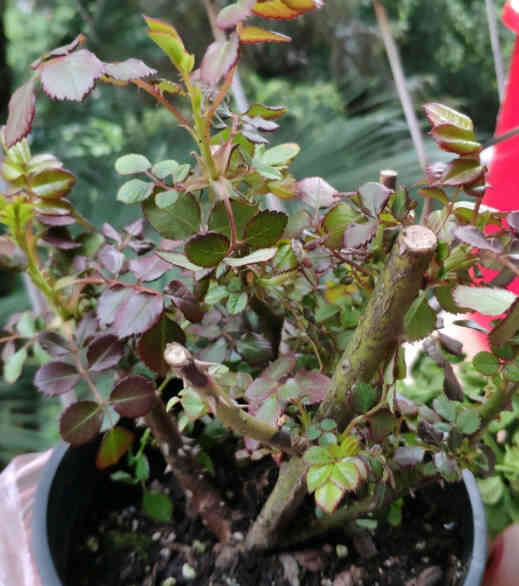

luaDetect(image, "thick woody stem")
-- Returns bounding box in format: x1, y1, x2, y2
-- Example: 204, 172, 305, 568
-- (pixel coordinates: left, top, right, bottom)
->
318, 224, 437, 429
144, 394, 233, 543
245, 224, 437, 550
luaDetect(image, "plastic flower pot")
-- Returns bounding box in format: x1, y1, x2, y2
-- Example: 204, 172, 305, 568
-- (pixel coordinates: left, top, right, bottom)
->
32, 440, 488, 586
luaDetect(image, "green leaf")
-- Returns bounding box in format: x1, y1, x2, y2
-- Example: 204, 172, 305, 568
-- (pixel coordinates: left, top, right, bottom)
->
245, 103, 287, 120
331, 459, 362, 491
315, 481, 344, 513
16, 312, 36, 338
204, 283, 229, 304
260, 143, 300, 166
152, 159, 179, 179
351, 382, 378, 414
431, 124, 481, 156
432, 396, 457, 422
141, 490, 173, 522
418, 187, 449, 205
115, 154, 151, 175
307, 464, 333, 493
453, 286, 517, 315
224, 247, 277, 267
490, 299, 519, 351
135, 454, 150, 482
185, 232, 229, 267
226, 292, 248, 314
472, 351, 500, 376
439, 158, 484, 187
181, 388, 208, 420
4, 347, 27, 383
29, 168, 76, 199
156, 251, 202, 272
478, 476, 504, 506
117, 179, 154, 204
145, 16, 194, 73
504, 360, 519, 382
404, 294, 437, 341
455, 409, 480, 435
304, 446, 334, 465
96, 427, 135, 470
244, 211, 288, 249
424, 103, 474, 131
435, 285, 468, 314
155, 190, 178, 208
322, 202, 358, 249
143, 192, 200, 239
208, 200, 258, 240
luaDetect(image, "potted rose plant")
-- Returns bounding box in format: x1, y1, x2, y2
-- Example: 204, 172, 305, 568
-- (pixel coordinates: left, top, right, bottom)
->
0, 1, 510, 584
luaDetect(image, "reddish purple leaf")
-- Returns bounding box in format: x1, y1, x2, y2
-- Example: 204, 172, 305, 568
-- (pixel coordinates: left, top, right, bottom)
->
358, 182, 391, 217
87, 334, 125, 372
102, 223, 122, 244
102, 58, 157, 81
343, 220, 378, 249
129, 253, 171, 282
59, 400, 103, 446
76, 312, 98, 346
425, 162, 448, 185
262, 354, 297, 380
128, 239, 154, 254
124, 218, 145, 237
166, 280, 204, 323
39, 49, 104, 102
245, 376, 279, 408
4, 79, 36, 148
394, 446, 425, 468
297, 177, 337, 208
97, 287, 132, 327
37, 214, 75, 226
38, 332, 70, 358
216, 0, 256, 29
96, 426, 135, 470
454, 225, 504, 253
110, 375, 156, 418
137, 313, 186, 376
114, 292, 163, 338
200, 33, 239, 86
98, 244, 126, 275
41, 227, 81, 250
508, 211, 519, 234
294, 371, 329, 404
34, 361, 80, 396
31, 34, 87, 69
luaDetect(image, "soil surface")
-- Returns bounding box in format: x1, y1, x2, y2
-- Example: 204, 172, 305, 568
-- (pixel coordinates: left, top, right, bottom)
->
66, 442, 470, 586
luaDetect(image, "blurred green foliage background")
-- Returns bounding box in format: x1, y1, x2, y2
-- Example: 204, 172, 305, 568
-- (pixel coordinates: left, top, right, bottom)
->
0, 0, 514, 466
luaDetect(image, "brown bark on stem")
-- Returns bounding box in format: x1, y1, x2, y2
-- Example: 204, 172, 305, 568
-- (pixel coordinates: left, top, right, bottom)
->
145, 395, 233, 543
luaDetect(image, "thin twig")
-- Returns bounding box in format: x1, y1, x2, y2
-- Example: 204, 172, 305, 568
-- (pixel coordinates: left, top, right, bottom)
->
485, 0, 506, 102
372, 1, 429, 221
131, 79, 191, 129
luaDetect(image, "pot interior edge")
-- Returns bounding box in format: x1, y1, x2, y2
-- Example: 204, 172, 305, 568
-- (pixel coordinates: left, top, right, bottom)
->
462, 469, 488, 586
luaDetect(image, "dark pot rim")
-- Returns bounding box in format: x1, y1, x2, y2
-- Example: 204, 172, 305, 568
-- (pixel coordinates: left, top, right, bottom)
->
32, 442, 488, 586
